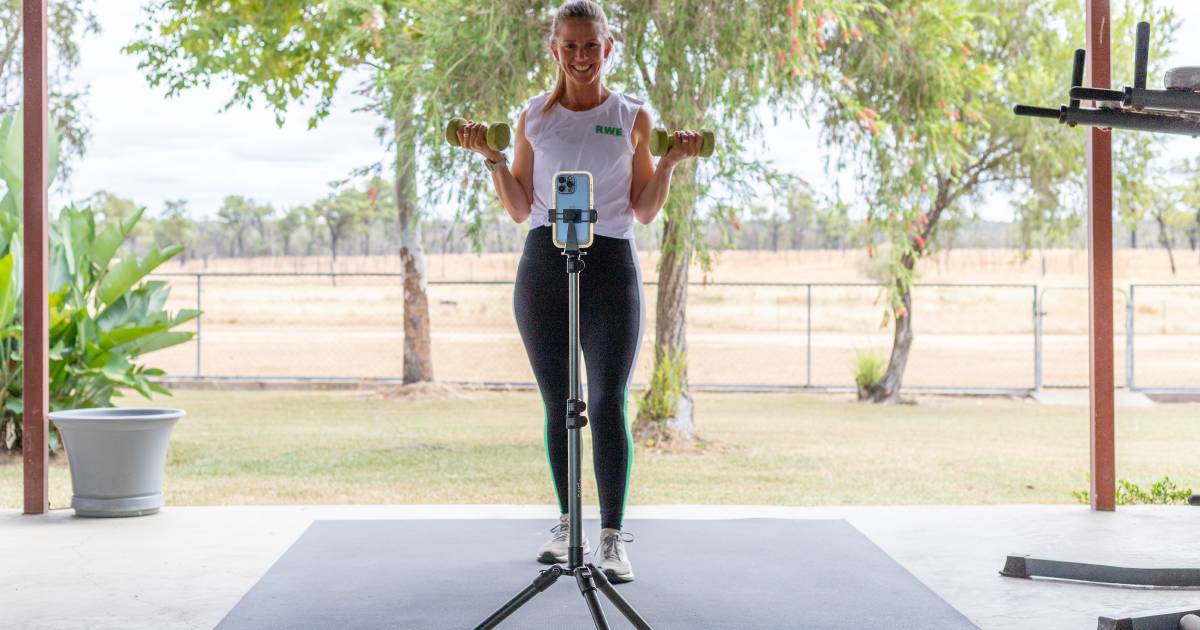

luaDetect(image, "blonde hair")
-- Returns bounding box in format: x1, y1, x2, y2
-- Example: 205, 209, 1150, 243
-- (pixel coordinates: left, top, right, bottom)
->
542, 1, 612, 114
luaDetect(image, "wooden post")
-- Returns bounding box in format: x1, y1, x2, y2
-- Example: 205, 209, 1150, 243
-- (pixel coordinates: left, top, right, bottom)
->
1086, 0, 1116, 512
22, 0, 50, 515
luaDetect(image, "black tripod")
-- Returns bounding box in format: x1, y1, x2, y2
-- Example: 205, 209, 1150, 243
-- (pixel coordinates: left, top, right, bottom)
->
473, 208, 653, 630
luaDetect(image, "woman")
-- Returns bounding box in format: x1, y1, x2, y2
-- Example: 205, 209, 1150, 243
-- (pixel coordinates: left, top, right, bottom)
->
457, 0, 702, 584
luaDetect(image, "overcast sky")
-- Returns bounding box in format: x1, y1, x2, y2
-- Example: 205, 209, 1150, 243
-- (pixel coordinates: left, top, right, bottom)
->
48, 2, 1200, 222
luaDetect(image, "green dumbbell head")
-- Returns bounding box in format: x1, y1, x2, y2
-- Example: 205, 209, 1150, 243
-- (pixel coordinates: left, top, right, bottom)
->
445, 118, 511, 151
649, 127, 716, 158
486, 121, 511, 152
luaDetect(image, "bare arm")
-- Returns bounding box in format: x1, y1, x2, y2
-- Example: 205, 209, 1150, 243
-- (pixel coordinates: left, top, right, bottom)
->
629, 108, 703, 225
457, 110, 534, 223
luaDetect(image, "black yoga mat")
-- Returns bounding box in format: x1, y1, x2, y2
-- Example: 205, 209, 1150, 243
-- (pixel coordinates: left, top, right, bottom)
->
218, 518, 976, 629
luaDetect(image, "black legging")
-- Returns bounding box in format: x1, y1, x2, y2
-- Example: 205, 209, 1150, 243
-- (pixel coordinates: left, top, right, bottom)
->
513, 225, 644, 531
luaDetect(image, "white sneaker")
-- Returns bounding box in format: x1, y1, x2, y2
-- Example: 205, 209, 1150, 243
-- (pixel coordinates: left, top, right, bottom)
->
536, 514, 590, 564
595, 529, 635, 583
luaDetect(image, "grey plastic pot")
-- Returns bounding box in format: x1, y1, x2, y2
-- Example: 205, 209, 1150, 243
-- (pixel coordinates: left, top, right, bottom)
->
48, 407, 185, 517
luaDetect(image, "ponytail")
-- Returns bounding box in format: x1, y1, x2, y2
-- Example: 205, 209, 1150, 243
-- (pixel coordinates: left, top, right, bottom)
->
546, 66, 568, 114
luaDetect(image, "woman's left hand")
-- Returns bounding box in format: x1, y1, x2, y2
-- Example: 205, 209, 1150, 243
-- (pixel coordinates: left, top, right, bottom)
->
661, 129, 704, 166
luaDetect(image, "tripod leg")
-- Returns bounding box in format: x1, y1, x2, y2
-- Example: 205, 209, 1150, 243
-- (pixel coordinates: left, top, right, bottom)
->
576, 566, 612, 630
474, 566, 563, 630
588, 563, 654, 630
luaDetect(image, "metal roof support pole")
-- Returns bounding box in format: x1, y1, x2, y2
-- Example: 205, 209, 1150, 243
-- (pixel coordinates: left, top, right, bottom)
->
1086, 0, 1116, 512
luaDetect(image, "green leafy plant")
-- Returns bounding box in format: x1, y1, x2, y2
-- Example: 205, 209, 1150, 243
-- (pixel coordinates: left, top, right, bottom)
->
0, 112, 197, 453
1072, 476, 1193, 505
634, 345, 688, 447
853, 350, 887, 400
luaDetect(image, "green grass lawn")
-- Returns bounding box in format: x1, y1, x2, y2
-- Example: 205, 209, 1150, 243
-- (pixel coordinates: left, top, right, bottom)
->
3, 389, 1198, 509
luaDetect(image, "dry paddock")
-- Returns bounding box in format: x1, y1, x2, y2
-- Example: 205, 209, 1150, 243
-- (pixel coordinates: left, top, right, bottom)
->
144, 248, 1200, 389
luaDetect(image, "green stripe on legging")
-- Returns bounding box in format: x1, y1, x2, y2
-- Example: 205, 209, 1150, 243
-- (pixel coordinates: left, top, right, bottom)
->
621, 386, 633, 515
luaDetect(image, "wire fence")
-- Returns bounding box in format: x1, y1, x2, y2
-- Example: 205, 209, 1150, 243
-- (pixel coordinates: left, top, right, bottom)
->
145, 272, 1200, 394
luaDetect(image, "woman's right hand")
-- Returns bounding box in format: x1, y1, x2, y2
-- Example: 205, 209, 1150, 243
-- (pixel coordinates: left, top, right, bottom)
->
456, 120, 504, 163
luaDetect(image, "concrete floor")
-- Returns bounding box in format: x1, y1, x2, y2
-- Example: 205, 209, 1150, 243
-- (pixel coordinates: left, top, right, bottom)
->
3, 504, 1200, 630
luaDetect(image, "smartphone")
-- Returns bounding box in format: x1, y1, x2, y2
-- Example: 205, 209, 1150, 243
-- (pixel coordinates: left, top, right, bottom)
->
551, 170, 595, 250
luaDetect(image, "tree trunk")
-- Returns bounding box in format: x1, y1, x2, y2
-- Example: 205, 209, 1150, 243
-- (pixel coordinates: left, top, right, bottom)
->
862, 274, 914, 404
328, 228, 339, 284
396, 117, 433, 384
1194, 210, 1200, 256
1156, 212, 1177, 276
632, 166, 697, 445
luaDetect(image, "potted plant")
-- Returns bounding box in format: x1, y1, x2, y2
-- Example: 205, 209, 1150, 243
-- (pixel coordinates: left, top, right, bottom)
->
49, 408, 185, 517
0, 111, 198, 514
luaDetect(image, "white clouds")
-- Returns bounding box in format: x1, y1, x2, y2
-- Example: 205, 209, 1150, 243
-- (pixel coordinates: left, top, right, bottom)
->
54, 3, 389, 217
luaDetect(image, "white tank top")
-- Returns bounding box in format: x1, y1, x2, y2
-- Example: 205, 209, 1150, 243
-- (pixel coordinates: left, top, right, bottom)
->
524, 90, 643, 239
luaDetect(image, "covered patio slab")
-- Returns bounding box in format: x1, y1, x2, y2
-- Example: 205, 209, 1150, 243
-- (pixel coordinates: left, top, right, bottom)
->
4, 504, 1199, 629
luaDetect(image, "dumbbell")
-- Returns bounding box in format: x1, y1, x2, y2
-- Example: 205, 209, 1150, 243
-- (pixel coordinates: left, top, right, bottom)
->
649, 127, 716, 158
445, 118, 511, 151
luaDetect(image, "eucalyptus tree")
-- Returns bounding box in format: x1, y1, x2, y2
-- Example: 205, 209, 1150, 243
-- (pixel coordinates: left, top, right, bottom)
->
129, 1, 434, 372
129, 0, 552, 384
277, 206, 307, 257
1152, 184, 1191, 275
311, 185, 368, 265
1175, 157, 1200, 261
1116, 128, 1192, 276
356, 176, 394, 256
155, 199, 196, 262
805, 0, 1174, 402
786, 181, 820, 250
216, 195, 272, 258
595, 0, 873, 444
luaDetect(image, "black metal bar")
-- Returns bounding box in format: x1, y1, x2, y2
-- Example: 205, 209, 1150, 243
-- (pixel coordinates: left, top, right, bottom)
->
1061, 107, 1200, 136
1013, 104, 1062, 120
1127, 88, 1200, 113
474, 585, 540, 630
1068, 87, 1126, 103
1134, 22, 1150, 90
589, 564, 653, 630
1002, 554, 1200, 587
1098, 606, 1200, 630
576, 569, 610, 630
473, 563, 565, 629
1071, 48, 1087, 108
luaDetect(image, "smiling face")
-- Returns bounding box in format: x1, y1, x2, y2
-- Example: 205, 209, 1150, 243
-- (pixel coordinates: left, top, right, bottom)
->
551, 18, 611, 87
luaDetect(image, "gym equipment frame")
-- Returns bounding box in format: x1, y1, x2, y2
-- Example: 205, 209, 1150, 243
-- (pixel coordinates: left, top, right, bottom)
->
1016, 22, 1200, 137
1012, 19, 1200, 630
